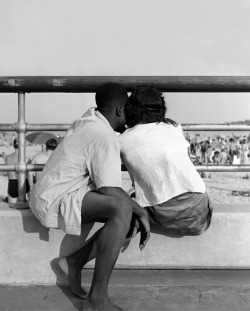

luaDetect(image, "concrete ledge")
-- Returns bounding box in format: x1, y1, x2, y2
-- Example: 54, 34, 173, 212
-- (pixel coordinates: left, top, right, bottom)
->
1, 202, 250, 284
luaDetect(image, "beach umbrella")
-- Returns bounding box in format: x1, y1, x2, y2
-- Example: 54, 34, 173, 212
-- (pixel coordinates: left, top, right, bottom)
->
26, 132, 58, 145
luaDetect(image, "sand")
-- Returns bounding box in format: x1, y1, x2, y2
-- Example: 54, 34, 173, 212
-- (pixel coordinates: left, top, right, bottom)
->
121, 171, 250, 205
0, 145, 249, 205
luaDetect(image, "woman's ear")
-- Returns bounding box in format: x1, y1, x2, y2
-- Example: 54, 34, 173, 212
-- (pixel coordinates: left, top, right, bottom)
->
116, 106, 122, 117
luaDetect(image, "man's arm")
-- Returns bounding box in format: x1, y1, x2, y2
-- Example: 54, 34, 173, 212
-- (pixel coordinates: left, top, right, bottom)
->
97, 186, 146, 217
97, 186, 150, 250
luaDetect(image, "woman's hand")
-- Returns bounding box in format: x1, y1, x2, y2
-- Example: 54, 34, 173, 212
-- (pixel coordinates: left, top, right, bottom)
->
135, 212, 150, 251
126, 211, 150, 251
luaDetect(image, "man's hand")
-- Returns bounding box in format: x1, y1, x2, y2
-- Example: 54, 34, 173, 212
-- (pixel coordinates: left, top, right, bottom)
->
126, 212, 150, 251
129, 212, 150, 251
98, 186, 150, 249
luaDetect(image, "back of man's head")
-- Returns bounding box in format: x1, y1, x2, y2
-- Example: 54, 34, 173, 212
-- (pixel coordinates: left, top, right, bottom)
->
95, 83, 128, 111
46, 139, 58, 151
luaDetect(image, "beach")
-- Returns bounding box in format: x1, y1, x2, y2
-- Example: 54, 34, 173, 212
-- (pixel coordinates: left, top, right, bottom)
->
0, 145, 249, 205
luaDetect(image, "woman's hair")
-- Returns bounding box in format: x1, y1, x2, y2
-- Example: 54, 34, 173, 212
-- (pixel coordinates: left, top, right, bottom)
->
125, 87, 167, 127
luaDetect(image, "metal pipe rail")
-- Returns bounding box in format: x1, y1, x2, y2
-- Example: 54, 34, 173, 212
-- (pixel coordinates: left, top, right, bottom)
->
196, 165, 250, 172
0, 76, 249, 205
1, 124, 250, 132
1, 76, 250, 92
0, 164, 44, 172
1, 164, 250, 173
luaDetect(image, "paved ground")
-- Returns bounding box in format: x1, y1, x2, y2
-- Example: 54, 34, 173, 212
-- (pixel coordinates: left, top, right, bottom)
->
1, 270, 250, 311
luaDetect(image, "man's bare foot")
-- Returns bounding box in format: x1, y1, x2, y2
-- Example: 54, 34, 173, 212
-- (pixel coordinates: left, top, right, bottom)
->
57, 257, 87, 300
82, 297, 125, 311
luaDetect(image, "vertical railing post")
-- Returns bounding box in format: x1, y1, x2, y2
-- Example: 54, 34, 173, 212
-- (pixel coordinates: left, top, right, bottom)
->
17, 92, 27, 203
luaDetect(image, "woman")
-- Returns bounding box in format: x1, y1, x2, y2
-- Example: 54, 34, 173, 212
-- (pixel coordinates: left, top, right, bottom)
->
119, 87, 212, 237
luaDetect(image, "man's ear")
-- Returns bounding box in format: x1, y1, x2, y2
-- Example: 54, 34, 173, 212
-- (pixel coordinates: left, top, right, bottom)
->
116, 106, 122, 117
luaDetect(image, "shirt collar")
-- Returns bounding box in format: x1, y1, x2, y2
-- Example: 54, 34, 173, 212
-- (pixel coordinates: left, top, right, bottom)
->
81, 107, 112, 129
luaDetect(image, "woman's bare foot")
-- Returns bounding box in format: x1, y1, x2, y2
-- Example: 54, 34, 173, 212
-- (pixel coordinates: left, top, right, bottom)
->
57, 257, 87, 300
82, 297, 125, 311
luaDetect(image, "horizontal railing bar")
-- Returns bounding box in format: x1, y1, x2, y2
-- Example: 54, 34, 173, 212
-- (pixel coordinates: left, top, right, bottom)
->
0, 164, 250, 173
182, 124, 250, 131
0, 165, 16, 171
27, 164, 44, 171
195, 165, 250, 172
2, 76, 250, 92
0, 123, 249, 132
0, 124, 17, 131
27, 124, 69, 131
0, 164, 44, 171
0, 124, 70, 131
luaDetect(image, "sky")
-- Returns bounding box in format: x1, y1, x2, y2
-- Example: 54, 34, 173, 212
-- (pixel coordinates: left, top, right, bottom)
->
0, 0, 250, 124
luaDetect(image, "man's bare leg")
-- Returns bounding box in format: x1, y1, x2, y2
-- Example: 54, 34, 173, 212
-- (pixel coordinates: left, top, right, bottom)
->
58, 225, 133, 300
57, 230, 99, 299
58, 191, 132, 310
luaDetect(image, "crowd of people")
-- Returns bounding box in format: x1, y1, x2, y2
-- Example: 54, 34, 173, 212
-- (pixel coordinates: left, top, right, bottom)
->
1, 130, 249, 204
186, 134, 250, 165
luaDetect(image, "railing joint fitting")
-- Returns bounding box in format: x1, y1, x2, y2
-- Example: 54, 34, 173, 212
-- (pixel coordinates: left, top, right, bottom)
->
16, 163, 27, 174
15, 122, 27, 133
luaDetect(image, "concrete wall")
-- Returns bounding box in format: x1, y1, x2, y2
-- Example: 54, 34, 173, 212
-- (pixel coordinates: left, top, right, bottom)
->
1, 203, 250, 284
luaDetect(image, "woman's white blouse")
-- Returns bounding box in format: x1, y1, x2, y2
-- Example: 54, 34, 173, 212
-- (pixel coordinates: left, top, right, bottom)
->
119, 122, 205, 207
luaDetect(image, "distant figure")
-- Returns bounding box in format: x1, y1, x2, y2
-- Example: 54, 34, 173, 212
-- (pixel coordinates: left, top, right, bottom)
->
0, 152, 6, 163
189, 143, 197, 157
206, 145, 214, 164
5, 139, 31, 203
200, 140, 210, 163
212, 151, 220, 165
241, 140, 249, 164
232, 150, 241, 165
0, 153, 6, 177
218, 148, 232, 164
11, 134, 16, 145
28, 138, 58, 190
229, 137, 237, 158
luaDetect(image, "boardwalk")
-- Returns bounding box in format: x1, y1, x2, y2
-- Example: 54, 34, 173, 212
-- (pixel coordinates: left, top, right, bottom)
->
1, 270, 250, 311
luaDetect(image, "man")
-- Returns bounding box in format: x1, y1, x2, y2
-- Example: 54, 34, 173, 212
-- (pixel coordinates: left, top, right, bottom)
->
28, 138, 58, 190
5, 138, 31, 203
29, 83, 150, 311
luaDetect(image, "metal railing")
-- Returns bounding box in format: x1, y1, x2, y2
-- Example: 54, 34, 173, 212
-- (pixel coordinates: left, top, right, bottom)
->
0, 76, 250, 204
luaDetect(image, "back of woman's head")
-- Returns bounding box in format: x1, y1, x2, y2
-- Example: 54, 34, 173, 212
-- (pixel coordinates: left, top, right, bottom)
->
125, 87, 166, 128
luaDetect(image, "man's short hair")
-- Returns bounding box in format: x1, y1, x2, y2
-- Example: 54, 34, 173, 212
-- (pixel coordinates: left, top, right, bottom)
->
125, 87, 166, 128
13, 138, 18, 149
95, 83, 128, 111
46, 139, 58, 151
